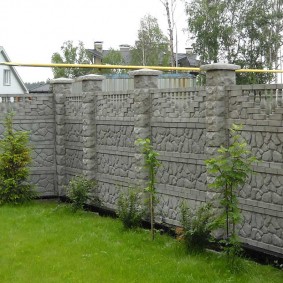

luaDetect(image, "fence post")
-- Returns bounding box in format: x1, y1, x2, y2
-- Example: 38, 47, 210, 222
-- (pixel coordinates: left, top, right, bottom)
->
201, 63, 240, 155
77, 74, 105, 180
129, 69, 162, 187
200, 63, 240, 201
50, 78, 73, 196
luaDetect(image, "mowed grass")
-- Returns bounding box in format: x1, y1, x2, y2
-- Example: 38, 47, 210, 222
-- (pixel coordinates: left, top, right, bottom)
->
0, 201, 282, 283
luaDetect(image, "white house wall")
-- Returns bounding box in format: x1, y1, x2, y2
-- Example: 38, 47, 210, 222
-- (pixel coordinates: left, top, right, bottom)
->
0, 52, 26, 95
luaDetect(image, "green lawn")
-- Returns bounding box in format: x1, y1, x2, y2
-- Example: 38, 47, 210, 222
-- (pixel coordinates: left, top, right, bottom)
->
0, 201, 282, 283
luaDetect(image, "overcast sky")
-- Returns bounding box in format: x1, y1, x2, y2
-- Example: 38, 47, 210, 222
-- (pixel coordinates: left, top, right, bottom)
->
1, 0, 189, 83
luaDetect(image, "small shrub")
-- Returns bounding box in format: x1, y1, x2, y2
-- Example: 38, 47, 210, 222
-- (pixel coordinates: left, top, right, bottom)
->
180, 202, 213, 252
117, 188, 144, 229
66, 176, 96, 212
0, 112, 35, 204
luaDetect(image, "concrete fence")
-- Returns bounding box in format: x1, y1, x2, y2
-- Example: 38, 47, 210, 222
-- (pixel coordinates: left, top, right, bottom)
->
0, 63, 282, 256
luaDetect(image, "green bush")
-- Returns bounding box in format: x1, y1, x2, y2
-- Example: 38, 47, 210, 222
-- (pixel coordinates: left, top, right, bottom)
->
66, 176, 96, 212
0, 112, 35, 204
180, 202, 213, 252
117, 188, 144, 229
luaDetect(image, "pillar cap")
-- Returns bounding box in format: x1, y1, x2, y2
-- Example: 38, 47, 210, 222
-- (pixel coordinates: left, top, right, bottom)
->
76, 74, 105, 81
49, 78, 73, 84
200, 63, 240, 72
129, 69, 163, 77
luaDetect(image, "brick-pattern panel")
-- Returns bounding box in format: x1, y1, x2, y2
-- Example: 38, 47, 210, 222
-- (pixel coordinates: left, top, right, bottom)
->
152, 88, 206, 120
96, 91, 134, 119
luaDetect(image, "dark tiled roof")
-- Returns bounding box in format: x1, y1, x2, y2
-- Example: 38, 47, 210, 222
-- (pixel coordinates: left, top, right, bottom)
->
29, 83, 51, 93
177, 54, 200, 67
86, 49, 103, 59
87, 46, 200, 67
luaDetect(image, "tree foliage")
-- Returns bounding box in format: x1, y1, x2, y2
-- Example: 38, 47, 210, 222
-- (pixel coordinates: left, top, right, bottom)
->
185, 0, 283, 83
131, 14, 170, 66
51, 41, 94, 78
135, 138, 161, 240
101, 48, 126, 74
25, 81, 47, 90
205, 124, 257, 266
0, 112, 35, 204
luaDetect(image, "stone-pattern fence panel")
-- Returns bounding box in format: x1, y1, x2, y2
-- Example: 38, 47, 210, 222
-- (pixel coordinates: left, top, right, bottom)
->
95, 87, 135, 208
0, 93, 56, 196
226, 84, 283, 255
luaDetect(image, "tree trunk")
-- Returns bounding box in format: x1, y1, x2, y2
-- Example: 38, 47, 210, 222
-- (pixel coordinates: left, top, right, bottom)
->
164, 0, 175, 68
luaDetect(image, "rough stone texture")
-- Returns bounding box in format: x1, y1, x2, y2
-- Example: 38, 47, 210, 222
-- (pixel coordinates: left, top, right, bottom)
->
157, 161, 206, 189
65, 148, 83, 170
132, 73, 157, 189
96, 181, 121, 210
156, 194, 204, 225
129, 69, 162, 89
239, 211, 283, 248
97, 125, 134, 148
65, 123, 83, 143
52, 81, 72, 195
81, 77, 103, 180
152, 127, 206, 154
97, 153, 134, 178
201, 63, 240, 86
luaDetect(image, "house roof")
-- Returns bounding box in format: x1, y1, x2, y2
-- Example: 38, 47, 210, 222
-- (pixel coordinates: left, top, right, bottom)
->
176, 53, 200, 67
29, 83, 51, 93
87, 43, 200, 68
0, 46, 29, 93
86, 49, 103, 60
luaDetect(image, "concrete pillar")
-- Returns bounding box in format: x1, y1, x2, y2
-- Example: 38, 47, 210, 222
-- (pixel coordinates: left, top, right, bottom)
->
129, 69, 162, 186
50, 78, 73, 196
201, 63, 240, 203
76, 74, 105, 180
201, 63, 240, 156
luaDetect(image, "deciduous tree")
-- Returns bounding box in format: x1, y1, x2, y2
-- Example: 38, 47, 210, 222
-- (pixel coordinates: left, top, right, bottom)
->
185, 0, 283, 83
51, 41, 93, 78
160, 0, 177, 67
101, 48, 126, 74
131, 14, 170, 66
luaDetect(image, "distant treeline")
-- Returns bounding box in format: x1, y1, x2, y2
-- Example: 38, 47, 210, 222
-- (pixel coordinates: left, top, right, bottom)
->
25, 81, 47, 90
